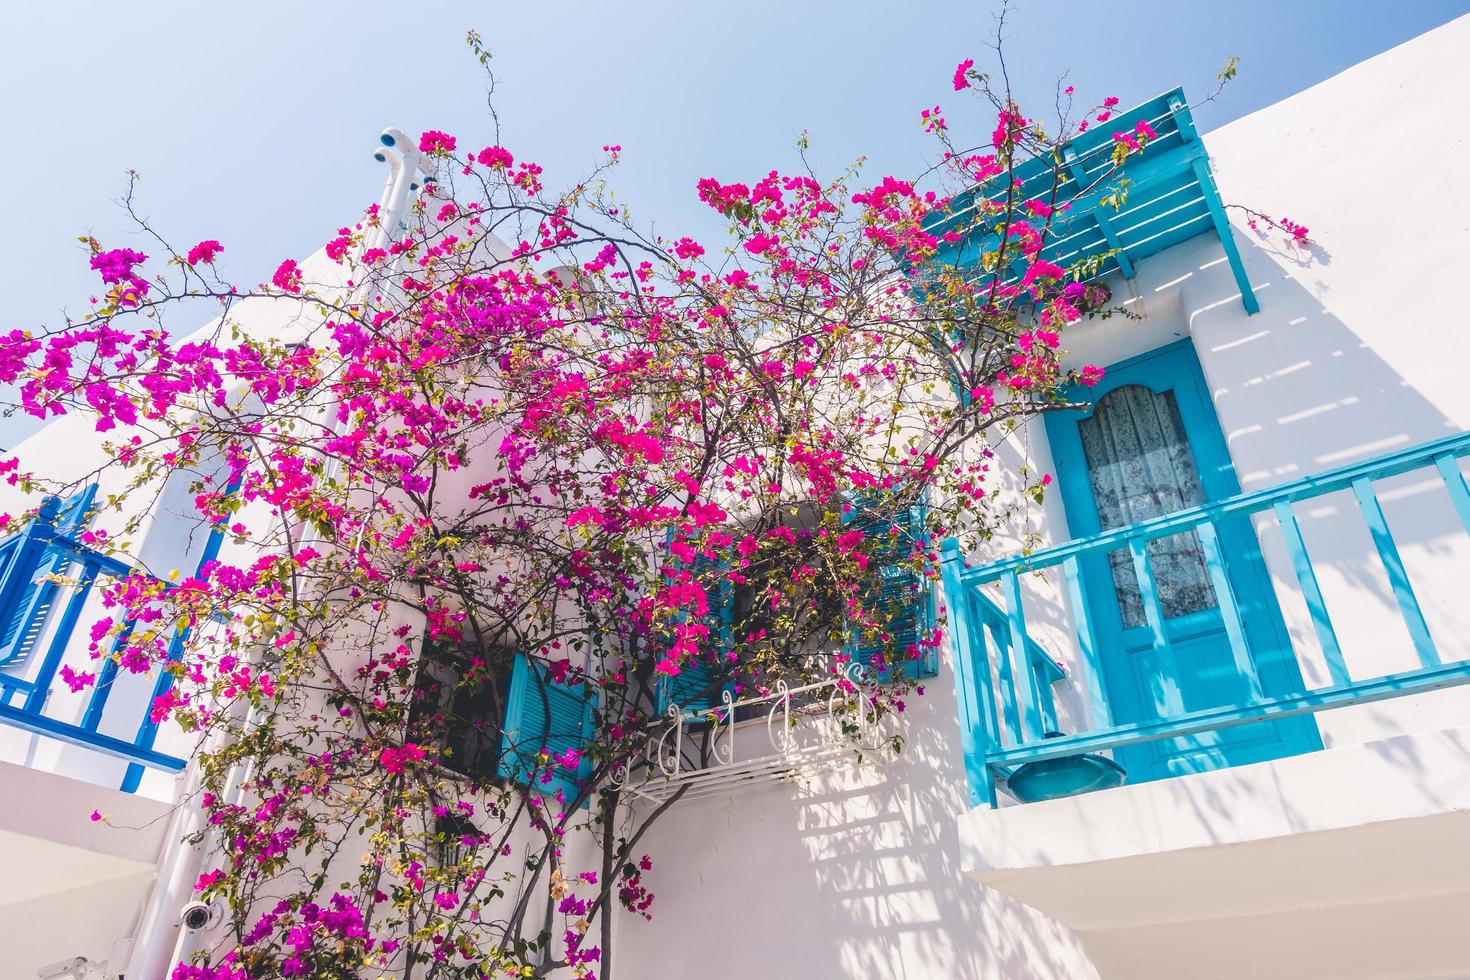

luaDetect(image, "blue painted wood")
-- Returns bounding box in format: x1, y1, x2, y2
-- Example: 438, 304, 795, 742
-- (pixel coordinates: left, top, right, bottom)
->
0, 485, 100, 668
1003, 572, 1046, 742
1273, 500, 1351, 687
118, 624, 190, 794
1352, 476, 1440, 668
21, 559, 101, 714
1190, 155, 1260, 315
121, 482, 240, 793
1170, 95, 1257, 315
0, 699, 185, 770
972, 591, 1067, 685
1195, 520, 1264, 702
842, 495, 940, 681
1127, 536, 1186, 719
498, 653, 596, 803
1041, 339, 1319, 783
0, 500, 60, 667
1171, 97, 1200, 142
930, 88, 1261, 315
1063, 555, 1112, 729
947, 418, 1470, 798
988, 611, 1023, 744
656, 543, 735, 715
937, 87, 1193, 229
985, 658, 1470, 768
960, 429, 1470, 581
1435, 454, 1470, 537
1063, 149, 1135, 279
940, 540, 999, 807
80, 621, 134, 733
949, 142, 1208, 271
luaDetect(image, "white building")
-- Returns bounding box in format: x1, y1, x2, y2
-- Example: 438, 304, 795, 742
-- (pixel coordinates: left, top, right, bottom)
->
6, 16, 1470, 979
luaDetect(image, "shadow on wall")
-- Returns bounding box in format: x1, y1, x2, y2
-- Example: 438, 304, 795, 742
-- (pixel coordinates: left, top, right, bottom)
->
613, 677, 1099, 980
1177, 232, 1470, 726
961, 227, 1470, 804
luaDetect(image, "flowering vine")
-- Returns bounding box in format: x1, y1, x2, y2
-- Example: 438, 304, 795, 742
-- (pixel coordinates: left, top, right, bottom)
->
0, 30, 1272, 980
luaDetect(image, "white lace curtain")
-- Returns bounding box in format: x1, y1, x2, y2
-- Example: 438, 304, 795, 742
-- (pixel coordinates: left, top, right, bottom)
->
1077, 385, 1217, 628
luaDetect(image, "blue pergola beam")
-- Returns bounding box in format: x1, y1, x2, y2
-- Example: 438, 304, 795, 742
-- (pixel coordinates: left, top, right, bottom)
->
1064, 149, 1135, 279
1170, 97, 1260, 315
932, 89, 1261, 314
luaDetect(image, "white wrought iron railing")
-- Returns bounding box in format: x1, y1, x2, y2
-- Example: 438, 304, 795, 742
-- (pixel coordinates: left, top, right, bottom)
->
612, 665, 904, 802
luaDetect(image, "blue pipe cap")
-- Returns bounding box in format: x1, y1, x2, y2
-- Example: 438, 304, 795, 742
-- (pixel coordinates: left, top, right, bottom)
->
373, 151, 387, 163
380, 133, 397, 147
1006, 733, 1126, 803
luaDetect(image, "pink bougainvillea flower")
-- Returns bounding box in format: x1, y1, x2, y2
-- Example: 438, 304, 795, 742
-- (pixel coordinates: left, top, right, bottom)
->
60, 664, 96, 692
953, 57, 974, 91
476, 145, 514, 169
418, 130, 457, 154
186, 240, 223, 265
90, 247, 147, 285
271, 259, 303, 293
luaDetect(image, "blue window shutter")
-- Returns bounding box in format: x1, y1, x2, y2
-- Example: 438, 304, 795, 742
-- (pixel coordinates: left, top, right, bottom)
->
841, 494, 940, 681
497, 653, 596, 802
50, 484, 99, 538
0, 484, 99, 667
656, 547, 735, 716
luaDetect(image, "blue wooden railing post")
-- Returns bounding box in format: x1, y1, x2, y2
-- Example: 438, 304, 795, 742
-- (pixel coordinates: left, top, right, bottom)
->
1273, 501, 1351, 687
22, 559, 100, 713
1003, 571, 1046, 741
1352, 476, 1440, 668
987, 612, 1023, 743
940, 539, 999, 807
1195, 521, 1264, 702
1127, 537, 1186, 717
1435, 454, 1470, 536
80, 621, 135, 733
0, 534, 187, 781
1062, 555, 1112, 730
120, 481, 239, 793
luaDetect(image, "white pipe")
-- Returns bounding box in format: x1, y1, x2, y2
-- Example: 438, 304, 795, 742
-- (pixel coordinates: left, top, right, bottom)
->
127, 129, 426, 980
370, 147, 404, 252
121, 719, 233, 979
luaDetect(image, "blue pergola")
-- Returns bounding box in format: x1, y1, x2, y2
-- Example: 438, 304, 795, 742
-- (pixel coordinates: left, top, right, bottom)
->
931, 87, 1259, 314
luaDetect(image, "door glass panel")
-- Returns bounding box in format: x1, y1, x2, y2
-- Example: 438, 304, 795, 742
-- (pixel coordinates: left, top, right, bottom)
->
1077, 385, 1217, 628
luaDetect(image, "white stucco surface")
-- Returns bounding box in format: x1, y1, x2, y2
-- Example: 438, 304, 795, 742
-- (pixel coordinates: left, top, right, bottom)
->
616, 15, 1470, 980
1, 13, 1468, 980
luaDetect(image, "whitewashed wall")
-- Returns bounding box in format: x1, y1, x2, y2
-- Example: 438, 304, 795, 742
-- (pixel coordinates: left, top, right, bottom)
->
613, 15, 1470, 980
610, 682, 1100, 980
5, 14, 1470, 978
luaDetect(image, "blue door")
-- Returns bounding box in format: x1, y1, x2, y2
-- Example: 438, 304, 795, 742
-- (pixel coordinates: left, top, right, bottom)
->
1045, 340, 1320, 782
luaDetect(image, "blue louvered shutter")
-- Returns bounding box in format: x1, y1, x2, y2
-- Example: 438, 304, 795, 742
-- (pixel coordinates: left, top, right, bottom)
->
0, 484, 98, 667
841, 494, 939, 682
655, 547, 735, 716
497, 653, 596, 802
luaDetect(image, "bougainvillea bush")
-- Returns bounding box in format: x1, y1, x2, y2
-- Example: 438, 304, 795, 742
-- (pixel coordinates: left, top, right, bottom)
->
0, 35, 1252, 980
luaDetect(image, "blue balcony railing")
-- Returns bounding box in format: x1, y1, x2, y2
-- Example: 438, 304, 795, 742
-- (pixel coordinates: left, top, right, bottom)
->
941, 430, 1470, 807
0, 490, 189, 790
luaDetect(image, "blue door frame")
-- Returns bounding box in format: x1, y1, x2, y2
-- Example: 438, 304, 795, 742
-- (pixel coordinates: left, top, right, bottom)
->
1045, 339, 1321, 782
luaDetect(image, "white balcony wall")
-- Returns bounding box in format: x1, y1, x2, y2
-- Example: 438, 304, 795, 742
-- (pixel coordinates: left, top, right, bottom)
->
616, 14, 1470, 980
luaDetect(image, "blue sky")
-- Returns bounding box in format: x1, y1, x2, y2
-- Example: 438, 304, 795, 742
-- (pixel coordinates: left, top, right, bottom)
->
2, 0, 1466, 443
